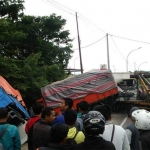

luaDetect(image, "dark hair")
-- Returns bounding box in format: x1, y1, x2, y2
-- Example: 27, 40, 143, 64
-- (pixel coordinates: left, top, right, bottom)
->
50, 123, 69, 143
92, 104, 111, 120
41, 107, 54, 119
76, 101, 89, 111
63, 98, 73, 109
32, 103, 43, 115
64, 109, 77, 125
0, 108, 8, 119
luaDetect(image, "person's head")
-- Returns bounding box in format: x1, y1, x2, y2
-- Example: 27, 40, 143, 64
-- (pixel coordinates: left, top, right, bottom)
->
64, 109, 77, 126
41, 107, 55, 123
92, 104, 111, 121
76, 101, 89, 112
50, 123, 69, 145
132, 109, 150, 130
0, 108, 9, 121
60, 98, 73, 111
32, 103, 43, 115
83, 111, 105, 136
130, 107, 139, 122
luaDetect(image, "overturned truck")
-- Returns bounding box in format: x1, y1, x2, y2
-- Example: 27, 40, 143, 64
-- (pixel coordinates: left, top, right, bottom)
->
0, 76, 30, 144
37, 70, 119, 112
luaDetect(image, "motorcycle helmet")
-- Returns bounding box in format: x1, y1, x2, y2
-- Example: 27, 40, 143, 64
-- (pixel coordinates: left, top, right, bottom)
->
83, 111, 105, 136
132, 109, 150, 130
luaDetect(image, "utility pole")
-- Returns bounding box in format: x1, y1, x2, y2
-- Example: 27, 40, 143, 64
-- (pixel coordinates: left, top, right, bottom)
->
76, 12, 83, 74
106, 33, 110, 70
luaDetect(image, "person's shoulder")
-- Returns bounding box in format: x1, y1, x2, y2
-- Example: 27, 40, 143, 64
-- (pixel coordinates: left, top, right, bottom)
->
7, 124, 19, 132
53, 115, 64, 124
77, 131, 85, 136
9, 124, 17, 129
74, 142, 84, 149
126, 123, 135, 129
114, 124, 126, 132
102, 139, 116, 149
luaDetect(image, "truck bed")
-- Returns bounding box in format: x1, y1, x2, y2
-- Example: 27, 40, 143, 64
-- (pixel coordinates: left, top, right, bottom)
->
41, 70, 118, 110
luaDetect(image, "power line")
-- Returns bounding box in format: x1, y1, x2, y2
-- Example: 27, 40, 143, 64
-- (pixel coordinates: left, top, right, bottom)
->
50, 0, 76, 13
110, 34, 150, 45
77, 17, 98, 34
42, 0, 75, 16
42, 0, 106, 34
78, 13, 106, 33
110, 35, 126, 61
72, 35, 106, 50
40, 0, 150, 46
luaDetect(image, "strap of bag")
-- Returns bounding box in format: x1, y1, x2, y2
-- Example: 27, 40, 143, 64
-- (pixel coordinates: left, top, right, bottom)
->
73, 131, 79, 140
139, 141, 143, 150
0, 124, 10, 139
111, 124, 115, 143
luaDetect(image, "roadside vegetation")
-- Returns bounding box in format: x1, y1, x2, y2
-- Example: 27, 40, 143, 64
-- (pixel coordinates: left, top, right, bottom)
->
0, 0, 73, 107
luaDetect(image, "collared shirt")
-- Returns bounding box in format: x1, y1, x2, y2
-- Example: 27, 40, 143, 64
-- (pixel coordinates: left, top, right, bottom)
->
100, 120, 130, 150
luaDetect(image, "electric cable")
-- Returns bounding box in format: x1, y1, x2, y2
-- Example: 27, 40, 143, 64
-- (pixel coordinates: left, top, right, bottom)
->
42, 0, 75, 16
110, 34, 150, 45
78, 13, 106, 33
110, 35, 126, 61
72, 35, 106, 50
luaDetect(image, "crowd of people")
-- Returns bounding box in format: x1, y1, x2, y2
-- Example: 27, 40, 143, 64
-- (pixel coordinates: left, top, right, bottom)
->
0, 97, 150, 150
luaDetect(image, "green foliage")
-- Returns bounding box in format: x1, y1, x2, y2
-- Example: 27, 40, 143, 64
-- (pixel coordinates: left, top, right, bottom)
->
0, 4, 73, 107
0, 0, 24, 21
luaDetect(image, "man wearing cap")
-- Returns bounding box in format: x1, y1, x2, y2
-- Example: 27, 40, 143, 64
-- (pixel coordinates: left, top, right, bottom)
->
125, 107, 140, 150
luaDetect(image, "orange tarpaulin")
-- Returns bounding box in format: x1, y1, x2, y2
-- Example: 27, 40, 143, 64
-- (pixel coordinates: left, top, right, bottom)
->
0, 76, 26, 107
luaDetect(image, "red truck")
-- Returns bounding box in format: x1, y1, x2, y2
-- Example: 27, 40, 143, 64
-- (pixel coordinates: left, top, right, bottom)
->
37, 69, 119, 112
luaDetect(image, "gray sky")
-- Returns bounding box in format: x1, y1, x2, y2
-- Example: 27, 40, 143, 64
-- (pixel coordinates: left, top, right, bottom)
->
24, 0, 150, 73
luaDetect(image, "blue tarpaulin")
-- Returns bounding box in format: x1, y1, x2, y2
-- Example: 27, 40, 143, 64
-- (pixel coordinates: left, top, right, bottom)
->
0, 88, 30, 119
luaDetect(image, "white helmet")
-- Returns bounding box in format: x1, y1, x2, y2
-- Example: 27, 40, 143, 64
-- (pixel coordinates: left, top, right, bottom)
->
132, 109, 150, 130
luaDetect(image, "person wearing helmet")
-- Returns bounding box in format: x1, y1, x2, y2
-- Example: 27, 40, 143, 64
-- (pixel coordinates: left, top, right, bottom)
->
93, 104, 130, 150
132, 109, 150, 150
74, 111, 116, 150
125, 106, 140, 150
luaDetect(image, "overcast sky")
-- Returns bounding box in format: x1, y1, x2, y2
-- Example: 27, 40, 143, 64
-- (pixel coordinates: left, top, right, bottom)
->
24, 0, 150, 73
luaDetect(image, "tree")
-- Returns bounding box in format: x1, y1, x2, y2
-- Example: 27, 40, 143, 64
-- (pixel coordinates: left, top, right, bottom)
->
0, 14, 73, 66
0, 12, 73, 106
0, 0, 24, 21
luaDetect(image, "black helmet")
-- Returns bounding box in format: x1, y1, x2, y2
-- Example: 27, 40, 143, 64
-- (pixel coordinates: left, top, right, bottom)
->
83, 111, 105, 136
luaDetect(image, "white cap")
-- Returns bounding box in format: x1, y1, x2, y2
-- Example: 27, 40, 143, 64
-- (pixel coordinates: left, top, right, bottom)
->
132, 109, 150, 130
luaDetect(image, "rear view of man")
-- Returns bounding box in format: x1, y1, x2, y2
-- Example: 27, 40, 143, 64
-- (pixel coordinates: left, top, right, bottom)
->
64, 109, 85, 144
38, 123, 69, 150
0, 107, 21, 150
93, 104, 130, 150
132, 109, 150, 150
126, 107, 140, 150
33, 107, 55, 149
25, 103, 43, 150
75, 111, 116, 150
76, 101, 89, 131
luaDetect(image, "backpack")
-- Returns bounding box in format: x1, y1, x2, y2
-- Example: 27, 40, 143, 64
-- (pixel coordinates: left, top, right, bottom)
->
64, 131, 79, 150
76, 118, 83, 131
0, 124, 10, 150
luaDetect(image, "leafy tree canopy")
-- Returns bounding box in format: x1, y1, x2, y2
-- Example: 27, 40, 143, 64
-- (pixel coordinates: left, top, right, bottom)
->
0, 0, 24, 21
0, 2, 73, 107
